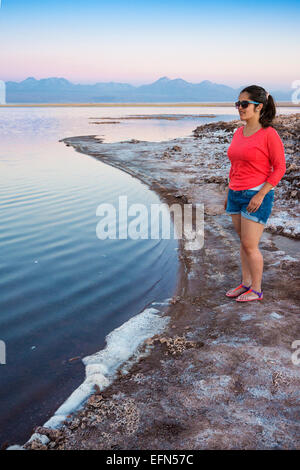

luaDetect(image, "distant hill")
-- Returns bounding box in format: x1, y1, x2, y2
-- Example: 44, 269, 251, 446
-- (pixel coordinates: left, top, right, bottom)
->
4, 76, 292, 103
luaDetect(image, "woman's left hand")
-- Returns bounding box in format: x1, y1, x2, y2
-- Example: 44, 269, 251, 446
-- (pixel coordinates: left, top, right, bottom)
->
246, 193, 265, 213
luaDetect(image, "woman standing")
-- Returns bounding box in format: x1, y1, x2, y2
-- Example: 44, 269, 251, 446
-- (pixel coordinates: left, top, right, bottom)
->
224, 85, 286, 302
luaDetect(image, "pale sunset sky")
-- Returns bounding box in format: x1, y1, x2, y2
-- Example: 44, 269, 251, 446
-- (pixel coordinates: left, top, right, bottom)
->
0, 0, 299, 90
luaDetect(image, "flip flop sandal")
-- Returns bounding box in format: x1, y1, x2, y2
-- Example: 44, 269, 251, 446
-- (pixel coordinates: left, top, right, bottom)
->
235, 288, 263, 302
226, 284, 251, 298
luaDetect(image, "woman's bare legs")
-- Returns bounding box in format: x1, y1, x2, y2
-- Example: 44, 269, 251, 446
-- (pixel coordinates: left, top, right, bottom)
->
226, 214, 252, 296
237, 216, 265, 299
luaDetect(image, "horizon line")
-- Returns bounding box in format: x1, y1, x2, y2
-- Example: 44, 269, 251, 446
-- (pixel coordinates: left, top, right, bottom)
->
1, 101, 299, 108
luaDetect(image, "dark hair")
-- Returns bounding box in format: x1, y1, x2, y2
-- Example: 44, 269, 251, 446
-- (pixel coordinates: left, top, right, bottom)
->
240, 85, 276, 128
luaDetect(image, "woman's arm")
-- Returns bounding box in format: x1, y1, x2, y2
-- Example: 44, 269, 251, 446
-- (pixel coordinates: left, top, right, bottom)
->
257, 181, 274, 197
247, 130, 285, 212
265, 128, 286, 188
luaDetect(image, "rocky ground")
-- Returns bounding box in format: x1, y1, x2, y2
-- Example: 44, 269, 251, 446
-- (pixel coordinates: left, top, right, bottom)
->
22, 114, 300, 450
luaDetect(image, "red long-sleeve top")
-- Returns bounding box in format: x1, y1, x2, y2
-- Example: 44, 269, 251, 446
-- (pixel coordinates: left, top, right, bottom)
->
227, 125, 286, 190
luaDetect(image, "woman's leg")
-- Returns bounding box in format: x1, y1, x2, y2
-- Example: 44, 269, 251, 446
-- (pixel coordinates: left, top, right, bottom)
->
238, 216, 265, 299
226, 214, 252, 295
240, 244, 252, 286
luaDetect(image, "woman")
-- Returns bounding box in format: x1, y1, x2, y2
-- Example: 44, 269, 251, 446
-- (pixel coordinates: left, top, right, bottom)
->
224, 85, 286, 302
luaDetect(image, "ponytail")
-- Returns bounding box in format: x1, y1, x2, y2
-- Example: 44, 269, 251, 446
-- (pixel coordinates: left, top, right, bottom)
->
259, 93, 276, 127
240, 85, 276, 128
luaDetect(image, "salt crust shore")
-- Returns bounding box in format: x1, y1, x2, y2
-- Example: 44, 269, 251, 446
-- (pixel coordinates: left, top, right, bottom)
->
11, 114, 300, 450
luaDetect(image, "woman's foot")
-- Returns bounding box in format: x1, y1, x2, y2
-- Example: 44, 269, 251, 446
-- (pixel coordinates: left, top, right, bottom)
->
236, 288, 263, 302
225, 283, 251, 297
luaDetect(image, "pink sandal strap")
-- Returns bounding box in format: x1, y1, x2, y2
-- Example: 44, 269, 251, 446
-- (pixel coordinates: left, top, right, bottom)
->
232, 283, 251, 292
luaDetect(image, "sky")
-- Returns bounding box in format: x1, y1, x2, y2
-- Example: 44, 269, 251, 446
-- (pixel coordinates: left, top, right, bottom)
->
0, 0, 299, 90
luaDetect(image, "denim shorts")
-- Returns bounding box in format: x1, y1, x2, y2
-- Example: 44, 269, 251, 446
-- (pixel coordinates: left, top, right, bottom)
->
225, 189, 274, 225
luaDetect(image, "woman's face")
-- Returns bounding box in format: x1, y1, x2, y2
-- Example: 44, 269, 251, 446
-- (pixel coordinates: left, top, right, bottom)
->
237, 91, 262, 121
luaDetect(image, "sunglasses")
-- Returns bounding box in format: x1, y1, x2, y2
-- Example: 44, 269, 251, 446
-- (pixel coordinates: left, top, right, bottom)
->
235, 100, 260, 109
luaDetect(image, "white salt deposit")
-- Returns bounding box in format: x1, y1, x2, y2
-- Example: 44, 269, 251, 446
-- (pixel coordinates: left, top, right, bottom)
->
17, 304, 170, 448
267, 211, 300, 238
270, 312, 283, 319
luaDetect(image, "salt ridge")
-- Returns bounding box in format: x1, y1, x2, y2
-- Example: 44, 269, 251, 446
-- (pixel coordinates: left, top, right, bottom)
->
7, 303, 170, 449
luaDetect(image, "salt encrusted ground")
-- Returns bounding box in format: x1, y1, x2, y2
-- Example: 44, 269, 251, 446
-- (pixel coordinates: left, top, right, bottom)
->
19, 114, 300, 450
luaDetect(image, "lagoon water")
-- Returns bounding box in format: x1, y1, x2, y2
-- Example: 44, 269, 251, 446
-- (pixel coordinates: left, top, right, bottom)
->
0, 105, 297, 445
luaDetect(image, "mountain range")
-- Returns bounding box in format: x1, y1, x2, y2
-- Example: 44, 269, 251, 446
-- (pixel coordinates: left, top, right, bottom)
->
4, 76, 292, 103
